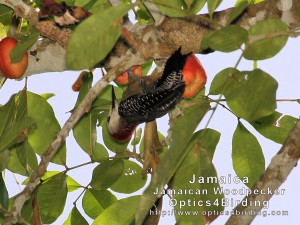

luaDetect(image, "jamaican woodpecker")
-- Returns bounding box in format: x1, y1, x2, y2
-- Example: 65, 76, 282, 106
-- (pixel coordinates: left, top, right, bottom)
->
107, 48, 191, 142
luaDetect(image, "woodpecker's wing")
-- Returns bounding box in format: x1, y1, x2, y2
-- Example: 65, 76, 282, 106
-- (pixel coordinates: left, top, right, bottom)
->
118, 83, 185, 123
155, 47, 190, 90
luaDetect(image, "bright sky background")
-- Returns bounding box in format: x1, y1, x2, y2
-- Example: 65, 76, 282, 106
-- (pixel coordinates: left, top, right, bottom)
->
1, 1, 300, 225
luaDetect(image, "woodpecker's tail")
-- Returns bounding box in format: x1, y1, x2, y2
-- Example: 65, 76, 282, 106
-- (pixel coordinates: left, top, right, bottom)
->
156, 47, 191, 90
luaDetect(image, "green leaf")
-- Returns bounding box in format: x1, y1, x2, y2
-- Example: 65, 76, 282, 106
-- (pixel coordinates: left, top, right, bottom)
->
0, 95, 16, 146
72, 74, 101, 158
244, 19, 289, 60
0, 91, 37, 168
10, 27, 40, 63
153, 0, 205, 17
227, 1, 248, 25
15, 89, 29, 121
78, 0, 107, 8
169, 103, 210, 158
0, 117, 35, 152
37, 173, 68, 224
90, 159, 124, 190
40, 93, 55, 100
232, 122, 265, 188
173, 129, 223, 224
82, 189, 117, 219
207, 0, 222, 17
67, 3, 132, 69
0, 173, 8, 210
63, 206, 89, 225
66, 176, 82, 192
72, 73, 105, 158
0, 5, 13, 29
136, 100, 210, 225
87, 0, 111, 14
93, 195, 140, 225
6, 149, 27, 175
209, 67, 239, 95
16, 139, 38, 175
27, 92, 66, 165
195, 129, 224, 216
135, 5, 154, 25
184, 0, 207, 14
23, 171, 81, 192
91, 143, 109, 162
251, 112, 297, 144
0, 5, 12, 17
201, 25, 248, 52
223, 69, 278, 121
73, 109, 99, 156
0, 150, 9, 172
195, 128, 221, 160
110, 160, 147, 193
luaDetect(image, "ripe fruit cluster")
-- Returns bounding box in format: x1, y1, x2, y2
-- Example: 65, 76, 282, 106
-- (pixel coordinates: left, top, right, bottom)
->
0, 37, 28, 79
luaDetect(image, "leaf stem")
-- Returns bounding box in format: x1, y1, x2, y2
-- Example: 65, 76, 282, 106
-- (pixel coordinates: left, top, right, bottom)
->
63, 152, 143, 174
65, 161, 94, 172
234, 52, 243, 69
73, 185, 88, 206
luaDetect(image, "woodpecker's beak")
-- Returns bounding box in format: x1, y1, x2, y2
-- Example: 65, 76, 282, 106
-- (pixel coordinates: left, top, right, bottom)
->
111, 86, 118, 110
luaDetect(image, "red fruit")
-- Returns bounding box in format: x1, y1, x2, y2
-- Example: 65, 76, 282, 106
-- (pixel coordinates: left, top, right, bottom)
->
182, 54, 207, 98
114, 65, 142, 85
0, 37, 28, 79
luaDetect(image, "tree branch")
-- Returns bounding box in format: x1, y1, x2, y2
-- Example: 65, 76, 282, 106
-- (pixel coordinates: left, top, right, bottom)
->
25, 39, 67, 76
5, 55, 134, 224
143, 0, 165, 26
2, 0, 300, 77
226, 119, 300, 225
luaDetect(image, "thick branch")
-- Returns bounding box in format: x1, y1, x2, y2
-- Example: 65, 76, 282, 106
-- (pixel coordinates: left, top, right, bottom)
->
1, 0, 300, 76
108, 0, 300, 64
226, 119, 300, 225
25, 39, 67, 76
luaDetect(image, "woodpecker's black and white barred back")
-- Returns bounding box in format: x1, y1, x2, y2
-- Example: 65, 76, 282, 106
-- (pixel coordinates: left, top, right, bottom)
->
107, 47, 191, 142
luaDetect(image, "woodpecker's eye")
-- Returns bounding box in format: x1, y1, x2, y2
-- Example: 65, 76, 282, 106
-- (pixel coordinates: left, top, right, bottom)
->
107, 116, 111, 123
